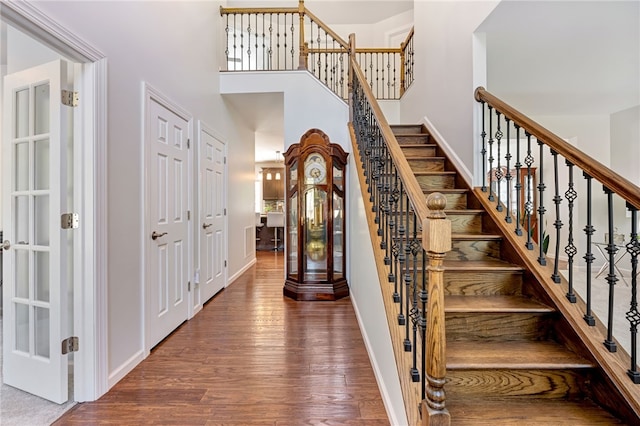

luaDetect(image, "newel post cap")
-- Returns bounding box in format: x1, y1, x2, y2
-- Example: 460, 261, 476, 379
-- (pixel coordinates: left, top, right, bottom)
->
422, 193, 451, 253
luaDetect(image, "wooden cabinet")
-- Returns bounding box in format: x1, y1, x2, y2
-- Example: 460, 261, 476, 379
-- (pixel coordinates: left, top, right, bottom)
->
262, 168, 284, 200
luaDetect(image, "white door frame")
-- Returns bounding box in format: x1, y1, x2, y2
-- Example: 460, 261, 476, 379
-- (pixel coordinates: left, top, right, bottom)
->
142, 82, 193, 354
0, 1, 108, 401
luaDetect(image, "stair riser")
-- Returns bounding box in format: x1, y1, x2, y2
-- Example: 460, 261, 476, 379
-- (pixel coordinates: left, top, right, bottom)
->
416, 175, 456, 190
446, 313, 553, 341
443, 271, 523, 296
391, 125, 424, 134
446, 369, 587, 399
450, 240, 501, 261
396, 135, 431, 145
401, 146, 436, 157
431, 192, 468, 210
407, 158, 445, 172
449, 214, 483, 234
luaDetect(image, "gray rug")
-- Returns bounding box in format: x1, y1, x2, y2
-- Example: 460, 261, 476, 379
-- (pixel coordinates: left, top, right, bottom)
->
0, 317, 76, 425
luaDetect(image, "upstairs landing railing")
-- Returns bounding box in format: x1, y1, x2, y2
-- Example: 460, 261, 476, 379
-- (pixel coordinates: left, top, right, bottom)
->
220, 0, 414, 100
349, 35, 451, 425
476, 87, 640, 412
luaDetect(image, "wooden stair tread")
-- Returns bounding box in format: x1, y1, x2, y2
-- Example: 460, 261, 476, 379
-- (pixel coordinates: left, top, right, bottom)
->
400, 143, 437, 148
424, 188, 468, 194
446, 397, 625, 425
447, 341, 595, 369
445, 295, 553, 313
443, 258, 523, 271
413, 170, 456, 176
452, 233, 502, 240
445, 209, 484, 215
405, 155, 445, 160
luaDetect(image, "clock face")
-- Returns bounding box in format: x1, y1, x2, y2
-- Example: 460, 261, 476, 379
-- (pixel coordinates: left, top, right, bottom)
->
304, 154, 327, 184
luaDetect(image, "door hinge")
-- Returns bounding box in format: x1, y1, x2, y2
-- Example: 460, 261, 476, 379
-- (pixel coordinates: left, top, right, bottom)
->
61, 213, 79, 229
188, 281, 191, 292
187, 139, 190, 149
224, 260, 227, 267
62, 336, 79, 354
224, 157, 227, 164
61, 90, 79, 107
224, 208, 227, 215
187, 210, 191, 220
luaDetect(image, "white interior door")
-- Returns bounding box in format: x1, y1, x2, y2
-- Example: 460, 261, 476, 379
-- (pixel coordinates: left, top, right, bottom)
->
147, 97, 190, 350
2, 59, 71, 404
199, 126, 226, 302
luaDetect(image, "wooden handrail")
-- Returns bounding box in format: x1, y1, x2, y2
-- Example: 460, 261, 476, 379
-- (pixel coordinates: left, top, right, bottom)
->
400, 27, 414, 51
475, 87, 640, 210
309, 47, 400, 54
350, 56, 429, 221
219, 6, 298, 15
304, 8, 349, 49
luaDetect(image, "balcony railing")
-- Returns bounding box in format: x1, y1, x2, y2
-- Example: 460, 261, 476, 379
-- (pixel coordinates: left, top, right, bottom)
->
220, 0, 414, 100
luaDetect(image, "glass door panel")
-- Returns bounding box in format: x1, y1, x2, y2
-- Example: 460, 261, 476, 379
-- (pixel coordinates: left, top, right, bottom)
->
303, 187, 327, 282
333, 192, 344, 279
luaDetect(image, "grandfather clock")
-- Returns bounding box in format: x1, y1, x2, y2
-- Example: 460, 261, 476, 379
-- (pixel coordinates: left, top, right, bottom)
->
283, 129, 348, 301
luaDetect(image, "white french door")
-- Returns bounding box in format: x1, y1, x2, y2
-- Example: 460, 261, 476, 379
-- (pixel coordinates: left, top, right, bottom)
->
199, 125, 226, 302
2, 59, 72, 404
146, 96, 190, 350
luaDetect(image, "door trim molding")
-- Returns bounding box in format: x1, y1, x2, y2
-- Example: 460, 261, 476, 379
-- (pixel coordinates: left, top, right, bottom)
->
0, 1, 108, 401
142, 82, 193, 354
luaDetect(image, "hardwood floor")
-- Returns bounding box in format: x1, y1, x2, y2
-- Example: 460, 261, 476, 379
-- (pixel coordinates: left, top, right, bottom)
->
55, 251, 388, 425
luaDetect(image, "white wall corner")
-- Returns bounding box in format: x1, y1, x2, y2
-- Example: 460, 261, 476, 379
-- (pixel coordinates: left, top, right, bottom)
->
227, 257, 256, 286
350, 297, 409, 426
422, 116, 473, 189
472, 32, 488, 188
107, 350, 145, 389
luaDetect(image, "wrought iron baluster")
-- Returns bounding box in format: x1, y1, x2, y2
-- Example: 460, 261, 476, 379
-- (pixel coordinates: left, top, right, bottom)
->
240, 14, 245, 69
392, 52, 397, 99
583, 172, 596, 326
537, 141, 547, 266
504, 118, 513, 223
391, 169, 400, 303
290, 15, 295, 67
524, 132, 534, 250
398, 182, 407, 319
224, 15, 230, 69
603, 186, 618, 353
232, 14, 238, 70
487, 106, 495, 202
420, 247, 428, 400
625, 205, 640, 383
246, 15, 252, 69
262, 14, 266, 69
551, 150, 562, 282
410, 211, 420, 382
495, 112, 503, 212
282, 13, 288, 69
268, 14, 273, 70
564, 161, 577, 302
514, 125, 523, 236
276, 14, 281, 69
403, 200, 412, 349
480, 102, 487, 192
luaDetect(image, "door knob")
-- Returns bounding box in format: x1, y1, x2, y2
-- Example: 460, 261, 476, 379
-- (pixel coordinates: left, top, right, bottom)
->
0, 240, 10, 250
202, 223, 212, 230
151, 231, 167, 241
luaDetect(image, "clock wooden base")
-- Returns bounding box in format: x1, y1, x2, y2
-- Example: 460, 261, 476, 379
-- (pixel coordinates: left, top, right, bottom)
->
283, 278, 349, 301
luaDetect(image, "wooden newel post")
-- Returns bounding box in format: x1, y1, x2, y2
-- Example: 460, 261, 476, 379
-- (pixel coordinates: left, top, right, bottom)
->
421, 193, 451, 426
298, 0, 306, 70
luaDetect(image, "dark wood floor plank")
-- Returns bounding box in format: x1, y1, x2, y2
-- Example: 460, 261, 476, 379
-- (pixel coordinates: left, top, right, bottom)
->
54, 252, 388, 425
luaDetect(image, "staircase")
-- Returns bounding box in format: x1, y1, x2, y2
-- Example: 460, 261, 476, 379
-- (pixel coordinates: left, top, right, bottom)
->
391, 124, 629, 424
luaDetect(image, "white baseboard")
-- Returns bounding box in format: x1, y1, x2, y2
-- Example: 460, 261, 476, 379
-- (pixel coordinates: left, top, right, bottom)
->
350, 296, 407, 426
422, 116, 473, 188
227, 258, 256, 286
107, 349, 145, 389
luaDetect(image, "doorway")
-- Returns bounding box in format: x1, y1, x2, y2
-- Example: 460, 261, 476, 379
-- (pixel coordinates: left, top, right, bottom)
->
0, 0, 107, 411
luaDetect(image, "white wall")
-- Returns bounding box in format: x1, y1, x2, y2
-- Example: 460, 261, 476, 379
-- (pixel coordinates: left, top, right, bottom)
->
400, 1, 499, 174
32, 0, 256, 387
347, 154, 407, 426
220, 70, 349, 150
330, 9, 414, 48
